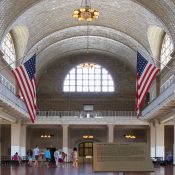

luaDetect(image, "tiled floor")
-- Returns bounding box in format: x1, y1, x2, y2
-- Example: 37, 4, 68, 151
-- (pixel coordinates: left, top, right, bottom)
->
0, 163, 174, 175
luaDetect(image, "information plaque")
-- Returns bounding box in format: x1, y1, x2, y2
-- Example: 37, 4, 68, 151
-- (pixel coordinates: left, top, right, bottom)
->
93, 142, 154, 172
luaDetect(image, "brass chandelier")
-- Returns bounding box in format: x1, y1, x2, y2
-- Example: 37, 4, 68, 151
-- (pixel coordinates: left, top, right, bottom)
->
80, 62, 96, 69
73, 0, 99, 22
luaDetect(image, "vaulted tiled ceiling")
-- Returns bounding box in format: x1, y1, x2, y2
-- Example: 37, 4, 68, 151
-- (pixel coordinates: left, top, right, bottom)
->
0, 0, 175, 76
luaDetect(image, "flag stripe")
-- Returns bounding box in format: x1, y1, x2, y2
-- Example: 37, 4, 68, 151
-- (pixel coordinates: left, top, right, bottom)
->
138, 64, 152, 89
13, 67, 35, 120
138, 68, 159, 109
136, 52, 159, 117
20, 67, 35, 105
138, 66, 156, 97
12, 54, 36, 123
12, 68, 35, 123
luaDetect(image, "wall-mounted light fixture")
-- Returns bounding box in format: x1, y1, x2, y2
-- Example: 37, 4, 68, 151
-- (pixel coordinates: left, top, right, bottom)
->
124, 133, 136, 139
83, 135, 94, 139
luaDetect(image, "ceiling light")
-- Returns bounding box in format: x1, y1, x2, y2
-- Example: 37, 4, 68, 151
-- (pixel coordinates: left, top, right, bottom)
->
124, 131, 136, 139
73, 0, 99, 21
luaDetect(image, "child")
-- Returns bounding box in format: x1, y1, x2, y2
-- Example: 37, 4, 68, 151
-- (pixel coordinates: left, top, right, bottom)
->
44, 148, 51, 168
58, 151, 64, 167
54, 149, 59, 167
27, 149, 33, 167
71, 147, 78, 168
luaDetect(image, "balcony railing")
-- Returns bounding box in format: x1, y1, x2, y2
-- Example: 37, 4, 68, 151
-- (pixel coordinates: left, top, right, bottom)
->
0, 82, 27, 113
142, 83, 175, 117
37, 110, 136, 118
35, 111, 148, 125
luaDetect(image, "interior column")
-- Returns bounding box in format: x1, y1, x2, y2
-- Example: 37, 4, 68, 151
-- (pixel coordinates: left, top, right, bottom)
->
108, 124, 114, 143
11, 122, 26, 157
155, 120, 165, 159
62, 124, 69, 162
150, 122, 156, 158
173, 117, 175, 165
0, 124, 1, 164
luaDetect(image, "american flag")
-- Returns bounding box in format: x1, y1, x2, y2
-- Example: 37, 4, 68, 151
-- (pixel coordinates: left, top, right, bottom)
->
136, 52, 159, 117
12, 54, 36, 123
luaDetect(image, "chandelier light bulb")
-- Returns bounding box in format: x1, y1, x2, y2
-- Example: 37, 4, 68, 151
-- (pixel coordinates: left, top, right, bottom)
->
73, 10, 79, 15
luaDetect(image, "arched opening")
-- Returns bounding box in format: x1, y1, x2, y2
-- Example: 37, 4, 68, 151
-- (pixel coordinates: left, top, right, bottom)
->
63, 62, 115, 92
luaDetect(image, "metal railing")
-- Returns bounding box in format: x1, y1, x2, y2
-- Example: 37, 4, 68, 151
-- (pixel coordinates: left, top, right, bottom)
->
0, 82, 27, 112
37, 110, 136, 117
142, 83, 175, 117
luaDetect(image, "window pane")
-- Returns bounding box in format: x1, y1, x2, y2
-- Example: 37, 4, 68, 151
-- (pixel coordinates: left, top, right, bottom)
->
95, 68, 101, 74
83, 68, 88, 74
102, 80, 108, 85
77, 86, 82, 91
109, 86, 114, 92
95, 80, 100, 85
65, 75, 69, 80
83, 80, 88, 85
70, 80, 75, 85
70, 86, 75, 92
160, 34, 173, 70
70, 68, 75, 74
77, 80, 82, 85
108, 80, 114, 86
64, 80, 69, 85
95, 74, 101, 79
77, 68, 82, 73
102, 68, 107, 74
89, 74, 94, 79
89, 69, 94, 74
64, 86, 69, 91
70, 74, 75, 79
77, 74, 82, 79
1, 33, 16, 68
102, 86, 108, 92
83, 86, 88, 92
95, 86, 101, 92
89, 81, 94, 85
89, 86, 95, 91
83, 74, 88, 79
102, 74, 108, 79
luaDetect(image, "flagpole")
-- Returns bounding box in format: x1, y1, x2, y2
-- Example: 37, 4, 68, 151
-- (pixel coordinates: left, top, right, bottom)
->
0, 56, 25, 72
0, 50, 38, 72
152, 56, 175, 74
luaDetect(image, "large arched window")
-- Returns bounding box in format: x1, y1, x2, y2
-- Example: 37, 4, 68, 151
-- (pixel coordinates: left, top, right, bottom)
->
63, 63, 114, 92
1, 33, 16, 68
160, 34, 173, 70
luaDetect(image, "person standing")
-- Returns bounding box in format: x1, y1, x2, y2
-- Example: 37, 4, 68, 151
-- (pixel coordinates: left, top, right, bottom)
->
44, 148, 51, 168
71, 147, 78, 168
27, 149, 33, 167
54, 148, 59, 167
33, 145, 40, 167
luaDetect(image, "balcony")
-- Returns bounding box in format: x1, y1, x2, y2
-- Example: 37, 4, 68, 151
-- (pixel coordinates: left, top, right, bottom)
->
142, 83, 175, 121
0, 83, 28, 121
34, 110, 148, 125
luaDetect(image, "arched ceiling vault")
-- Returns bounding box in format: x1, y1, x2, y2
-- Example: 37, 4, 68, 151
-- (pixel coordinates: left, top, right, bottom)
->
0, 0, 175, 76
36, 36, 136, 78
